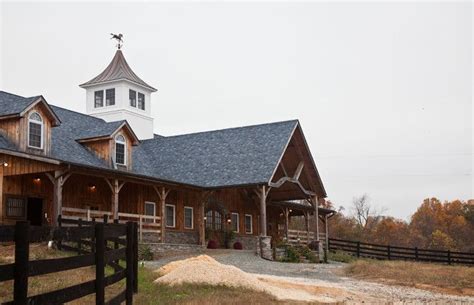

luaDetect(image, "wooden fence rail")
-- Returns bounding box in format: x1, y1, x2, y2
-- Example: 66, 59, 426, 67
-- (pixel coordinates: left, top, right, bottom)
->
0, 217, 138, 305
328, 238, 474, 265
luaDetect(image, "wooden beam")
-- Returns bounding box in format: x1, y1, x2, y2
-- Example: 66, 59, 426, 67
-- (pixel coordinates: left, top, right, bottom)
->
284, 207, 289, 240
153, 186, 170, 243
0, 165, 3, 224
293, 161, 304, 180
197, 190, 213, 246
312, 195, 320, 242
304, 211, 310, 244
258, 185, 268, 236
268, 176, 315, 197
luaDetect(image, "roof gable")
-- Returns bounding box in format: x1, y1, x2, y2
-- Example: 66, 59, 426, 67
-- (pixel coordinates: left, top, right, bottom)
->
76, 120, 140, 145
79, 50, 157, 92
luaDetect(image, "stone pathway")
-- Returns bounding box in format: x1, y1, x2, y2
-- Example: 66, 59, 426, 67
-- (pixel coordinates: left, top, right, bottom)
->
147, 249, 474, 304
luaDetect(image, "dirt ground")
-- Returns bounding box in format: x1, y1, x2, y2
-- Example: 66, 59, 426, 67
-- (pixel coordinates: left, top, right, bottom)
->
147, 249, 474, 304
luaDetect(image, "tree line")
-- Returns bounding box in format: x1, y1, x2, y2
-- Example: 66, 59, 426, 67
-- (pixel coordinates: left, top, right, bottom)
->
324, 196, 474, 252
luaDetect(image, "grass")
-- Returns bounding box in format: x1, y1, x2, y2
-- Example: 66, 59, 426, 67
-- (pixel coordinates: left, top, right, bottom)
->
345, 259, 474, 296
327, 250, 357, 263
0, 243, 312, 305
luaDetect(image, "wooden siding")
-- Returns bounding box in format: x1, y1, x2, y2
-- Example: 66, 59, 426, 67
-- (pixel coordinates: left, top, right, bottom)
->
0, 155, 58, 177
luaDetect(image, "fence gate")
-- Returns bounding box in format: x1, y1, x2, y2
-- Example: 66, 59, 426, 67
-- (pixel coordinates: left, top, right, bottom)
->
0, 217, 138, 305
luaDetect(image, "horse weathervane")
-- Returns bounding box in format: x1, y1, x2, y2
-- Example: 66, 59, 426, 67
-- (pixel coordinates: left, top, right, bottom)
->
110, 33, 123, 49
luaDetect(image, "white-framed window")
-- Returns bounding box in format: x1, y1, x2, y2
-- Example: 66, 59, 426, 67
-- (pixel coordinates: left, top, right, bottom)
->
28, 112, 43, 149
94, 90, 104, 108
129, 89, 137, 107
144, 201, 156, 223
244, 214, 253, 234
106, 88, 115, 106
137, 92, 145, 110
165, 204, 176, 228
115, 134, 126, 165
184, 206, 193, 229
231, 213, 239, 233
205, 210, 213, 229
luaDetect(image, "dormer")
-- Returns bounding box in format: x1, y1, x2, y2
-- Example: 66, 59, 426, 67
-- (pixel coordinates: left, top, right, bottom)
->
0, 92, 61, 156
79, 50, 157, 140
76, 121, 139, 170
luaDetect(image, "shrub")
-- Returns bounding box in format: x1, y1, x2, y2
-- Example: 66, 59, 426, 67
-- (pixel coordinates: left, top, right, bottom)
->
299, 246, 318, 263
207, 239, 218, 249
233, 241, 243, 250
328, 250, 356, 263
138, 244, 154, 261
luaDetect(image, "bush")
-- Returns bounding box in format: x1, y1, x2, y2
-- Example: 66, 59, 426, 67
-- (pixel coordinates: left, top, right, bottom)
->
299, 246, 318, 263
138, 244, 154, 261
328, 250, 356, 263
233, 241, 243, 250
207, 239, 218, 249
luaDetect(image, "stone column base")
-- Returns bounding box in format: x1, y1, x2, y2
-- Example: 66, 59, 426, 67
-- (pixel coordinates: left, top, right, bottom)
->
259, 236, 273, 260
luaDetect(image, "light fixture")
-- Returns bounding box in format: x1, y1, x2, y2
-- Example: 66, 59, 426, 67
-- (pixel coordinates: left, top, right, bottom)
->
203, 216, 207, 221
1, 162, 8, 167
33, 177, 41, 183
289, 209, 292, 213
88, 184, 96, 191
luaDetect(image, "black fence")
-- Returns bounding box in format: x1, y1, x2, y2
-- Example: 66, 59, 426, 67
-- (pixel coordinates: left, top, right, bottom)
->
328, 238, 474, 265
0, 216, 138, 305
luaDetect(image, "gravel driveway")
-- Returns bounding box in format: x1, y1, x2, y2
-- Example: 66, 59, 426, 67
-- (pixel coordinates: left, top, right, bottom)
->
147, 249, 474, 304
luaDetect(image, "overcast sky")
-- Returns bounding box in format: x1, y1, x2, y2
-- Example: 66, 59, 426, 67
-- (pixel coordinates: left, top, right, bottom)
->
0, 1, 472, 219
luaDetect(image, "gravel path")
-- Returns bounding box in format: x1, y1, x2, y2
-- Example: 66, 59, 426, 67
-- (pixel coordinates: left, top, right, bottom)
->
147, 249, 474, 304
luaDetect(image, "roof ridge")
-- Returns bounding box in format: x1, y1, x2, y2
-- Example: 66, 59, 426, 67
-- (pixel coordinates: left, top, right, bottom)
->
50, 105, 107, 123
0, 90, 40, 101
142, 119, 299, 142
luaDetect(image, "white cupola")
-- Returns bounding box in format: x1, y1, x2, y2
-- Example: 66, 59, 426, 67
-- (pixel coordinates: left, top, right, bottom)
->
79, 49, 157, 140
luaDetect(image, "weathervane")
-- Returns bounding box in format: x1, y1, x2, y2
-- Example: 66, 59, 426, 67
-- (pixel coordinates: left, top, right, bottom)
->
110, 33, 124, 49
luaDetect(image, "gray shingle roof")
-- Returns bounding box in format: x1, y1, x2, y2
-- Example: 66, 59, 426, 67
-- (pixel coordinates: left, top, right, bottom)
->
133, 120, 298, 187
79, 50, 157, 92
0, 91, 299, 188
0, 91, 40, 117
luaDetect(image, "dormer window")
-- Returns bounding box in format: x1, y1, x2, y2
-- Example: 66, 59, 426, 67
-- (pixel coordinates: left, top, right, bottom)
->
106, 89, 115, 106
129, 89, 137, 107
115, 134, 126, 165
138, 93, 145, 110
28, 112, 43, 149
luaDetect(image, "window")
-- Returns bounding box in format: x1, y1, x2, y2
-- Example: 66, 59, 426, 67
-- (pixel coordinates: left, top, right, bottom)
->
129, 89, 137, 107
115, 135, 126, 165
6, 197, 26, 218
244, 214, 253, 234
28, 112, 43, 149
231, 213, 239, 233
144, 202, 156, 223
214, 212, 222, 230
205, 210, 213, 229
106, 88, 115, 106
137, 93, 145, 110
184, 206, 193, 229
94, 91, 104, 108
165, 204, 175, 228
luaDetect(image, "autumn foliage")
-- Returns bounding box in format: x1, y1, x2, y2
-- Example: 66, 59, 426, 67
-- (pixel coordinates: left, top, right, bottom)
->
326, 198, 474, 252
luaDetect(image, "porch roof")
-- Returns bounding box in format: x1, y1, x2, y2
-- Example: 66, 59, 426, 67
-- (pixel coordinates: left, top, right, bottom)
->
269, 200, 336, 217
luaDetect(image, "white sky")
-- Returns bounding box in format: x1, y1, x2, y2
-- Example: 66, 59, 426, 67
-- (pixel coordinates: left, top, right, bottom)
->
1, 1, 472, 219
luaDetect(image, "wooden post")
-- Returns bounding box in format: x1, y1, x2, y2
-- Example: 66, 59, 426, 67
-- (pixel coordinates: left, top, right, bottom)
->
139, 215, 143, 242
313, 196, 320, 243
57, 215, 62, 250
199, 201, 205, 246
356, 241, 360, 258
448, 250, 451, 265
154, 186, 169, 243
0, 165, 3, 224
259, 185, 267, 236
78, 218, 82, 255
47, 171, 71, 226
387, 245, 391, 260
113, 180, 119, 220
14, 221, 29, 305
95, 223, 105, 305
113, 219, 119, 271
324, 214, 329, 262
133, 222, 138, 293
126, 222, 134, 305
415, 247, 418, 260
304, 212, 310, 244
284, 208, 289, 240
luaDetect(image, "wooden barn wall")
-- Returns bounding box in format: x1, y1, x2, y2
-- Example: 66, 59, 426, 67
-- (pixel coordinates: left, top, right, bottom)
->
83, 139, 112, 167
0, 155, 58, 176
1, 173, 54, 225
62, 174, 113, 212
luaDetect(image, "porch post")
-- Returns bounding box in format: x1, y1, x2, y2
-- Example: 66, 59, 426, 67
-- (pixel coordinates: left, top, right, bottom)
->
259, 185, 267, 236
312, 195, 320, 243
284, 207, 289, 240
0, 165, 3, 224
304, 211, 310, 244
324, 214, 329, 261
47, 171, 71, 226
154, 186, 170, 243
113, 179, 119, 219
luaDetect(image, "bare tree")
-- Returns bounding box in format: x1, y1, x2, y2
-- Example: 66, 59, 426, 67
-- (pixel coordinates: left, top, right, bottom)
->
352, 194, 372, 228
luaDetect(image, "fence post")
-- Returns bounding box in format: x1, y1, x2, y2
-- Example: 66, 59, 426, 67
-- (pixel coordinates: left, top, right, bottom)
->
77, 218, 82, 255
91, 218, 96, 253
327, 239, 331, 251
387, 245, 391, 260
103, 214, 108, 224
139, 216, 143, 242
95, 223, 105, 305
14, 221, 29, 305
356, 241, 360, 258
87, 209, 91, 221
126, 222, 134, 305
415, 247, 418, 260
447, 250, 451, 265
133, 222, 138, 293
